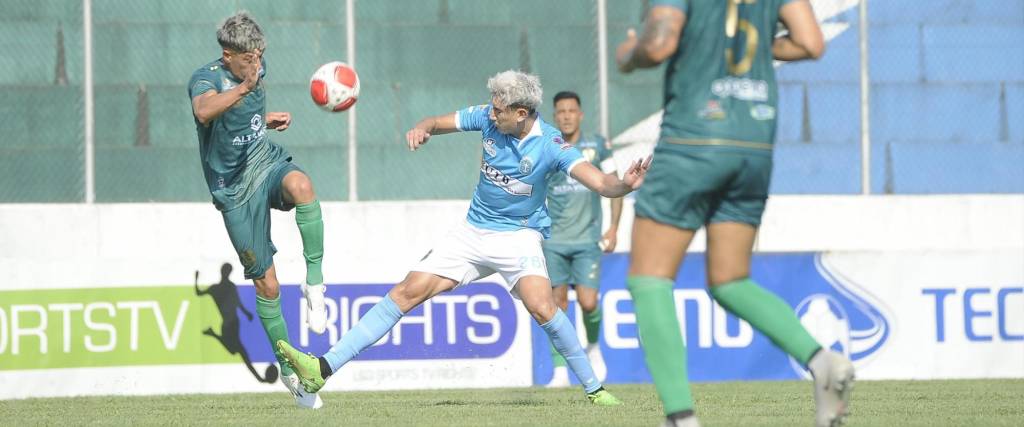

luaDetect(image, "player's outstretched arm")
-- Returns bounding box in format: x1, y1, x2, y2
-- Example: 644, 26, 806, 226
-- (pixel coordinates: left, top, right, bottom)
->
571, 155, 653, 198
773, 0, 825, 61
192, 52, 260, 126
406, 113, 460, 151
616, 6, 685, 73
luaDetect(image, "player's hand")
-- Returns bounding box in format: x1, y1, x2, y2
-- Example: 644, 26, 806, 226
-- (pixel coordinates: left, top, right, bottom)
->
600, 228, 618, 253
405, 127, 432, 151
616, 28, 638, 73
266, 112, 291, 131
240, 52, 261, 92
622, 154, 653, 190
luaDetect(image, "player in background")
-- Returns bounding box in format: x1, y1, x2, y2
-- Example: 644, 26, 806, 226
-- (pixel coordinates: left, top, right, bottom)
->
544, 91, 622, 387
188, 11, 329, 409
278, 70, 652, 406
616, 1, 852, 426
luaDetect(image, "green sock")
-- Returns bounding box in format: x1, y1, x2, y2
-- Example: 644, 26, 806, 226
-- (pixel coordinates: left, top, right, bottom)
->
550, 342, 566, 367
628, 276, 694, 415
583, 306, 602, 345
709, 278, 822, 365
295, 200, 324, 285
256, 295, 294, 377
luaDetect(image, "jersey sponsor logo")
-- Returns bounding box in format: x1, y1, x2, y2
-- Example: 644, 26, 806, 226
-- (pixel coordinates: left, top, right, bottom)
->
750, 104, 776, 120
232, 115, 267, 145
711, 77, 768, 102
518, 156, 534, 175
482, 161, 533, 197
699, 100, 727, 120
483, 138, 497, 157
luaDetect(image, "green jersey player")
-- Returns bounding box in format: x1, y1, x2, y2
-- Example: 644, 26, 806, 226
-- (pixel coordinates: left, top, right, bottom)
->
188, 11, 328, 409
616, 1, 853, 426
543, 91, 622, 387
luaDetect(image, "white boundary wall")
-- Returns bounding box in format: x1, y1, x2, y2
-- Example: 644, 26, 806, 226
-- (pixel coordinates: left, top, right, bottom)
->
2, 195, 1021, 290
0, 195, 1021, 398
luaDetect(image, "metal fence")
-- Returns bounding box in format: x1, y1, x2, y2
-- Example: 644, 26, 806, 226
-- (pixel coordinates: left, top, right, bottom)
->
0, 0, 1020, 203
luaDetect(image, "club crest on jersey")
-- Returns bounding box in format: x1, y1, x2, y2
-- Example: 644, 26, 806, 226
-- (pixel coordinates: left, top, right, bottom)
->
519, 156, 534, 175
483, 138, 497, 157
250, 114, 263, 131
222, 78, 235, 91
582, 147, 597, 162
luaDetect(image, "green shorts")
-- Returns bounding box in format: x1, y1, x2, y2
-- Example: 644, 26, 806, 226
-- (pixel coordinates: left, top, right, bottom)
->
542, 242, 602, 289
221, 161, 303, 279
634, 144, 772, 230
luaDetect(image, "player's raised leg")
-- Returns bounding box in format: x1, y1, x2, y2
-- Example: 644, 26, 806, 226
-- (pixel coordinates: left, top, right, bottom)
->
705, 222, 853, 427
251, 264, 322, 409
281, 170, 328, 334
628, 217, 698, 424
278, 271, 457, 393
517, 275, 620, 406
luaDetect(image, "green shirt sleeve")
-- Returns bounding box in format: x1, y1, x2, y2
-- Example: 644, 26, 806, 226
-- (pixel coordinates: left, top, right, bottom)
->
188, 66, 219, 99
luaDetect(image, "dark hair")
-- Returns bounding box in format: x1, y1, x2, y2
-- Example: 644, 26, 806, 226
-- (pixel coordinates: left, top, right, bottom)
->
553, 91, 581, 108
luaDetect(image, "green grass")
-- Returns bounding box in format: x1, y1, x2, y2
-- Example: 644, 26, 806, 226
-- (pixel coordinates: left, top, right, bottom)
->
3, 380, 1022, 426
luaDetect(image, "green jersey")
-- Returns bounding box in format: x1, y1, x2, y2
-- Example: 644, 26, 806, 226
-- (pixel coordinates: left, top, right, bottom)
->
188, 58, 290, 211
545, 135, 613, 245
656, 0, 792, 149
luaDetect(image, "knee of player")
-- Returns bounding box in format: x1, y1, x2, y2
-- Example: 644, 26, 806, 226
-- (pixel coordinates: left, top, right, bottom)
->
389, 281, 429, 310
254, 281, 280, 299
525, 299, 558, 323
577, 295, 599, 312
287, 176, 316, 200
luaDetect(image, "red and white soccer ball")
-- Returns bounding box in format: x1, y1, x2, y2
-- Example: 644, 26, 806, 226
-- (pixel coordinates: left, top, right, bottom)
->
309, 61, 360, 112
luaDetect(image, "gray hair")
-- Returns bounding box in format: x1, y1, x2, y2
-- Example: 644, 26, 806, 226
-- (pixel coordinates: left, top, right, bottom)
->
216, 11, 266, 53
487, 70, 542, 112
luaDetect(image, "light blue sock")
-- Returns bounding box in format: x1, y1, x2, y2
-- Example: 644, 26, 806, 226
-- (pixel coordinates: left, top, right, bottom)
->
323, 294, 403, 373
541, 310, 601, 393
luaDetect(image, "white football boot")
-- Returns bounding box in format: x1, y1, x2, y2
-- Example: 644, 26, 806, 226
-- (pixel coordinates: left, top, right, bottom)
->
281, 372, 324, 409
661, 414, 701, 427
302, 282, 327, 334
809, 350, 855, 427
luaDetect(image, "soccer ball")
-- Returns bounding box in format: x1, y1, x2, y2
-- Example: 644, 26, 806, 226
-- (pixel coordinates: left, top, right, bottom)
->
309, 61, 360, 112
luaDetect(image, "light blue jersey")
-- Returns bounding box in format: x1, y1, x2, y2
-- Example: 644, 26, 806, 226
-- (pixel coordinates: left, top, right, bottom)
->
455, 104, 585, 238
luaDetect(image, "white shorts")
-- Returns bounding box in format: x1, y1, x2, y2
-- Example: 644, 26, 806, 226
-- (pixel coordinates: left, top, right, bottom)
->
412, 220, 549, 296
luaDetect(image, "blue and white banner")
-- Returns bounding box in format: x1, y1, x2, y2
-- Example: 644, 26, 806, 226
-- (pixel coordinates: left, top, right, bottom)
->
284, 282, 534, 391
532, 252, 1023, 385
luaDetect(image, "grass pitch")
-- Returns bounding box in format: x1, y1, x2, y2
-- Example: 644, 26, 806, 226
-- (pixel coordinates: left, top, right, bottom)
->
3, 379, 1021, 426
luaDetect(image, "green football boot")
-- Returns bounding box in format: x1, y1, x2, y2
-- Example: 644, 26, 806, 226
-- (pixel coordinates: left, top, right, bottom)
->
586, 388, 623, 406
276, 340, 327, 393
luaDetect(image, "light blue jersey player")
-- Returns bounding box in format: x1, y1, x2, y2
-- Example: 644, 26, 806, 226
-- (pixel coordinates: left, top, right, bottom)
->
277, 71, 652, 407
458, 102, 580, 237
